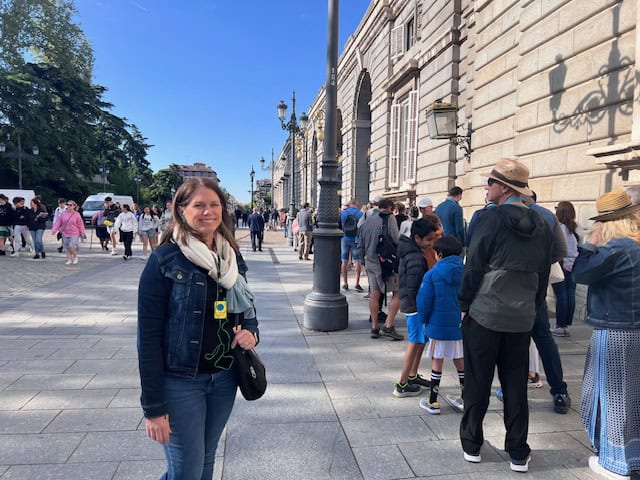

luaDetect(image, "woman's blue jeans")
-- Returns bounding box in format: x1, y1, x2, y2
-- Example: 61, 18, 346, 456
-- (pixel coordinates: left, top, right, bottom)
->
552, 269, 576, 328
160, 369, 237, 480
30, 229, 44, 255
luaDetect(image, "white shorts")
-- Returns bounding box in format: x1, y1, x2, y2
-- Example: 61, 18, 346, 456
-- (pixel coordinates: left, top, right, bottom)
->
425, 339, 464, 359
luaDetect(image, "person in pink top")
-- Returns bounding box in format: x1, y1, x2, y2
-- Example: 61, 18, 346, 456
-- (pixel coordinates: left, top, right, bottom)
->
51, 200, 86, 265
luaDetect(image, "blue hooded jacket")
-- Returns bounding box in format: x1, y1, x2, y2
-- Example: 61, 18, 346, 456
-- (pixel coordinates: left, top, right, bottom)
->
417, 255, 464, 340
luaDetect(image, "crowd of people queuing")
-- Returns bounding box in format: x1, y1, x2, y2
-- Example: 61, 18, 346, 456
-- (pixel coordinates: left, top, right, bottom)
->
334, 158, 639, 478
0, 193, 175, 263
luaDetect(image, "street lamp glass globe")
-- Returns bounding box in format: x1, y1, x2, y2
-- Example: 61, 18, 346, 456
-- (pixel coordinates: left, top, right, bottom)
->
0, 142, 5, 153
299, 112, 309, 131
32, 146, 39, 155
260, 156, 265, 167
277, 100, 287, 122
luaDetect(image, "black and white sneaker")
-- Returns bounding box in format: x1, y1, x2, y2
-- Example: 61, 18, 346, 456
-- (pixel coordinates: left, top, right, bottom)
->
510, 456, 531, 472
408, 374, 431, 390
393, 382, 422, 398
370, 328, 380, 339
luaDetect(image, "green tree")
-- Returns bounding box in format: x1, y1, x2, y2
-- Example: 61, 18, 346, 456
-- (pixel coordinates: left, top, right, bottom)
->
148, 164, 183, 204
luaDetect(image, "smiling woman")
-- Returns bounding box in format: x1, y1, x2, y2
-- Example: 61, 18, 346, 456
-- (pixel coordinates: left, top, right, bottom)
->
138, 177, 260, 479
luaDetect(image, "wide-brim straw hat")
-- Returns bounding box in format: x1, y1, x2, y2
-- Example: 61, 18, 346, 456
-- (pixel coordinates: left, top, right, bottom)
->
590, 189, 640, 221
482, 158, 533, 197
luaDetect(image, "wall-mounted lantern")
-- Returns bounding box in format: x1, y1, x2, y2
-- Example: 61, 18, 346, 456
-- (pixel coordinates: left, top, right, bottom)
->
425, 100, 472, 162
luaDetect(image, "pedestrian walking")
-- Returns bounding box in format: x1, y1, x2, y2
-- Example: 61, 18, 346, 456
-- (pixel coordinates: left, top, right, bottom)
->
399, 205, 419, 238
551, 201, 579, 337
11, 197, 34, 256
357, 197, 404, 340
102, 196, 121, 255
51, 200, 85, 265
92, 210, 110, 251
138, 178, 259, 480
573, 189, 640, 480
248, 207, 265, 252
114, 204, 138, 260
0, 194, 15, 256
29, 197, 49, 259
418, 236, 465, 415
458, 158, 552, 473
392, 218, 437, 398
159, 201, 173, 234
138, 206, 160, 258
296, 203, 313, 260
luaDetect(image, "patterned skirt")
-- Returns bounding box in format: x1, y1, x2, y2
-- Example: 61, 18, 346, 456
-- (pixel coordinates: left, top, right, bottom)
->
580, 329, 640, 476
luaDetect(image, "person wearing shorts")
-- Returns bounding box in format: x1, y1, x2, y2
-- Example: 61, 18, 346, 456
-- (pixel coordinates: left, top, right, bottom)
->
138, 206, 160, 258
357, 197, 403, 340
339, 199, 363, 291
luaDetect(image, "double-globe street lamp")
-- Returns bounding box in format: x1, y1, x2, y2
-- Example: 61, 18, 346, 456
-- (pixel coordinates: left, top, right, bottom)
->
134, 176, 142, 204
0, 133, 39, 189
259, 149, 275, 209
249, 166, 255, 209
277, 92, 308, 246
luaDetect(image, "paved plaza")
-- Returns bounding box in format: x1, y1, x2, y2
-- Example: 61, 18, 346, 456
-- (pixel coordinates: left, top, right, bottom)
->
0, 228, 606, 479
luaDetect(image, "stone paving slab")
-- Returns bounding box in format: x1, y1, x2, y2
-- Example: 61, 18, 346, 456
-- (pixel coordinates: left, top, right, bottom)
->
22, 388, 118, 410
68, 431, 163, 463
0, 410, 59, 434
44, 407, 143, 433
0, 463, 119, 480
5, 373, 94, 391
0, 432, 85, 464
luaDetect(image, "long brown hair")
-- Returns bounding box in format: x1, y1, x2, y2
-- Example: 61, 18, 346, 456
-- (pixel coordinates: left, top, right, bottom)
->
159, 178, 239, 252
555, 201, 577, 234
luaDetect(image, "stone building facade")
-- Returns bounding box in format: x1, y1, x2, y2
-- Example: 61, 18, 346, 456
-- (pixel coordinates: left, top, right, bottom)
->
284, 0, 639, 228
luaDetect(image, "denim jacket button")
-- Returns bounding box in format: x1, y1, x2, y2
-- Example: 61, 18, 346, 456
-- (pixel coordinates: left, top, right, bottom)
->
177, 272, 183, 280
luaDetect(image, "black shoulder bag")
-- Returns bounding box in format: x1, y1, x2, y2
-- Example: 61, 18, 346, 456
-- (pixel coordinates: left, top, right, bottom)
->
229, 310, 266, 400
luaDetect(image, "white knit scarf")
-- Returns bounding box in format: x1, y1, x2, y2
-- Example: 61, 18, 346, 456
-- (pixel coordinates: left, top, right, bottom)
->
173, 230, 237, 287
172, 230, 255, 317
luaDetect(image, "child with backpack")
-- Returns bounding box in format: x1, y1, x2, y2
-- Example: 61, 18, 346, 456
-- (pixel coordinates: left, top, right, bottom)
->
417, 236, 465, 414
393, 218, 438, 397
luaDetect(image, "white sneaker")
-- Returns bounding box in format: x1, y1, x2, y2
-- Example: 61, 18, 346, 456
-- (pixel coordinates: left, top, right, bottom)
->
419, 398, 440, 414
65, 259, 72, 265
463, 452, 481, 463
110, 249, 118, 256
510, 456, 531, 473
444, 394, 464, 412
11, 252, 18, 257
72, 257, 78, 265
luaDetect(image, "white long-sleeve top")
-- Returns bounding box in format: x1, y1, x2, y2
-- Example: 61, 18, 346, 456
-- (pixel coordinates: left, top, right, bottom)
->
114, 211, 138, 233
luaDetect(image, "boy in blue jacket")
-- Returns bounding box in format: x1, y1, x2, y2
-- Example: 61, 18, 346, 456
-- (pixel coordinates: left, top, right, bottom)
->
417, 236, 465, 414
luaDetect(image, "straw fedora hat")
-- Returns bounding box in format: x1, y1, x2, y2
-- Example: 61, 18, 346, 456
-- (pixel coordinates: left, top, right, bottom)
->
590, 189, 640, 221
482, 158, 533, 196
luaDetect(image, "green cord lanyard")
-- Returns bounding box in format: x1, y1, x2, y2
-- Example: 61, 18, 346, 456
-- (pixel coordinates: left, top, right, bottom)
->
213, 252, 228, 320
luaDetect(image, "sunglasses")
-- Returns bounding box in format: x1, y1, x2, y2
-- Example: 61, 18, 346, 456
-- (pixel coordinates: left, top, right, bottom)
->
67, 204, 75, 207
487, 178, 498, 186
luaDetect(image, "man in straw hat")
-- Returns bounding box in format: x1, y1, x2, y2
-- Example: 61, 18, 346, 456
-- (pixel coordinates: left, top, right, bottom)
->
458, 158, 553, 473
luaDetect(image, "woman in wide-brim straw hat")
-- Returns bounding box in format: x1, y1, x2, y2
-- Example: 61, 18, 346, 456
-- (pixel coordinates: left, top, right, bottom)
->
573, 189, 640, 479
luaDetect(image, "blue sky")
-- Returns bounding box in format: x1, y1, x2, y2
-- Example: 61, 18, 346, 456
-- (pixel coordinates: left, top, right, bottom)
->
74, 0, 371, 203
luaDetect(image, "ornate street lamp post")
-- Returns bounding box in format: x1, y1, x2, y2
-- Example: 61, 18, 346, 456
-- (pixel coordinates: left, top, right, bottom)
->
0, 132, 38, 189
259, 149, 276, 209
99, 165, 110, 192
277, 92, 308, 246
303, 0, 348, 331
250, 166, 255, 209
134, 176, 142, 203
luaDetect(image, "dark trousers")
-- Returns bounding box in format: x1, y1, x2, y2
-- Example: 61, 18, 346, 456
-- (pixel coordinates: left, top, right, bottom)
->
250, 231, 262, 251
121, 231, 134, 257
531, 301, 567, 396
551, 270, 576, 328
460, 315, 531, 461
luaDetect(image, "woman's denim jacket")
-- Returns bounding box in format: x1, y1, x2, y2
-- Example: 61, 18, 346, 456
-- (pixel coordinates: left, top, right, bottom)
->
573, 237, 640, 330
137, 243, 259, 418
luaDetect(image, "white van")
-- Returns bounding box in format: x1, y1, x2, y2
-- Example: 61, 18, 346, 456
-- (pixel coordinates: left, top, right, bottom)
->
81, 192, 135, 224
0, 189, 36, 206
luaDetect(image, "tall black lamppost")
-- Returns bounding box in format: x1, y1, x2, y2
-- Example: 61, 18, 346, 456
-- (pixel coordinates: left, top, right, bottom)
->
99, 165, 110, 192
277, 92, 308, 246
134, 176, 141, 203
303, 0, 348, 331
250, 166, 255, 209
259, 148, 275, 208
0, 132, 39, 189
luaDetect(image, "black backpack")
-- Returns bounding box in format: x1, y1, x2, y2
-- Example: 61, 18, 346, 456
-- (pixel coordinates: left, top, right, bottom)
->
342, 212, 358, 237
376, 214, 399, 281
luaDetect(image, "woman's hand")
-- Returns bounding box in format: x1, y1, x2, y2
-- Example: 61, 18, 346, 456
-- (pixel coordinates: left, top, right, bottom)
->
145, 415, 171, 444
231, 326, 257, 350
